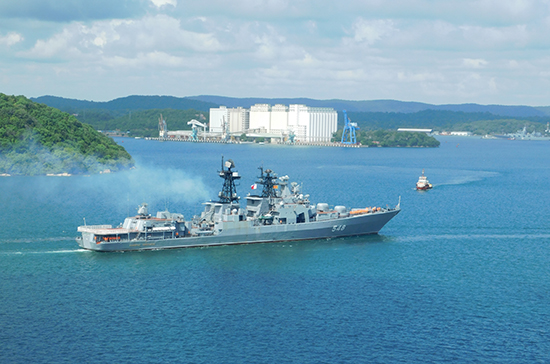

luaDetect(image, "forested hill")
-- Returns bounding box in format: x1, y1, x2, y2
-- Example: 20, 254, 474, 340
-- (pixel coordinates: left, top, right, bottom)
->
82, 108, 201, 138
0, 94, 134, 175
30, 95, 216, 137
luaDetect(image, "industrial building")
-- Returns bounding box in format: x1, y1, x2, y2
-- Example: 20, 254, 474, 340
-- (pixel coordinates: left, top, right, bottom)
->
209, 106, 228, 133
397, 128, 433, 133
209, 104, 338, 143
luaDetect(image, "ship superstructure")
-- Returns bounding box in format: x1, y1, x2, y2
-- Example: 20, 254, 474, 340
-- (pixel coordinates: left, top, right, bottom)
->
77, 159, 400, 251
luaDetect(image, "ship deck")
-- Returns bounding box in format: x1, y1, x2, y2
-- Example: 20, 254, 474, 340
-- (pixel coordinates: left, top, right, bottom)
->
77, 226, 137, 235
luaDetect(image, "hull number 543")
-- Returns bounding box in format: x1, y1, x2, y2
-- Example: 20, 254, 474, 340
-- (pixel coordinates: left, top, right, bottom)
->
332, 225, 346, 232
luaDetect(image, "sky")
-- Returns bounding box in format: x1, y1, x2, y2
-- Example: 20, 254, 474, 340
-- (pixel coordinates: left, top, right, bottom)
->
1, 0, 550, 105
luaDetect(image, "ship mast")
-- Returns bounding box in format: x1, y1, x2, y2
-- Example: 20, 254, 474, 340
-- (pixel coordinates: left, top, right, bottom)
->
218, 157, 241, 203
257, 167, 278, 198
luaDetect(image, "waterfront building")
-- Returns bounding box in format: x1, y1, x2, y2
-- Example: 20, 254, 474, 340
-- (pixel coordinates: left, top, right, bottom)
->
397, 128, 433, 133
288, 104, 307, 141
305, 106, 338, 142
228, 107, 249, 133
209, 106, 229, 133
211, 103, 337, 142
288, 104, 337, 142
270, 104, 289, 134
249, 104, 271, 132
210, 106, 249, 134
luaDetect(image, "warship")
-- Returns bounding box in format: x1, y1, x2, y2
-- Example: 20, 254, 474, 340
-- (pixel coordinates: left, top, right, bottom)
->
77, 159, 401, 252
494, 126, 550, 140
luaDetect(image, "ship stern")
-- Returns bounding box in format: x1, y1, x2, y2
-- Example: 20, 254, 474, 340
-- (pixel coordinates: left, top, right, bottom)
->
76, 229, 98, 250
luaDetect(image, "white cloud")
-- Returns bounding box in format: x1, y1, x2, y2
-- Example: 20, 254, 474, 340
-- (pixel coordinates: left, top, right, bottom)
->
5, 0, 550, 105
507, 60, 520, 69
397, 71, 443, 83
295, 52, 316, 67
253, 29, 288, 60
352, 18, 396, 45
335, 69, 367, 81
459, 24, 530, 48
150, 0, 177, 8
103, 51, 184, 68
26, 29, 74, 58
92, 34, 107, 47
463, 58, 489, 68
489, 77, 497, 91
21, 14, 221, 61
473, 0, 539, 22
188, 0, 290, 16
305, 20, 317, 34
0, 32, 24, 46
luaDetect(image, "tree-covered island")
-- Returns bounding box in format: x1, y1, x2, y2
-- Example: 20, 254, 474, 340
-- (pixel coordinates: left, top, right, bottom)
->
0, 94, 134, 176
332, 129, 440, 147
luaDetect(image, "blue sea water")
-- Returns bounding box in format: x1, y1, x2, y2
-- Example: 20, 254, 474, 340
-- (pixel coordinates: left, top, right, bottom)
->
1, 137, 550, 363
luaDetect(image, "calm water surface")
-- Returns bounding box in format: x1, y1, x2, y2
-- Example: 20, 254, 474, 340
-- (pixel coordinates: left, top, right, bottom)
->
1, 137, 549, 363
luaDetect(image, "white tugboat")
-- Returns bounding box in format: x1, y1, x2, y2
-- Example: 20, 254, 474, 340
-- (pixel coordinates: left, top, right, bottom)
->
416, 169, 433, 190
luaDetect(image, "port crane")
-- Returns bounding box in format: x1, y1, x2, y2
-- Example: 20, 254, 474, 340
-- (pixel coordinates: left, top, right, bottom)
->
287, 130, 296, 144
221, 116, 230, 141
187, 119, 207, 141
341, 110, 358, 144
158, 114, 167, 138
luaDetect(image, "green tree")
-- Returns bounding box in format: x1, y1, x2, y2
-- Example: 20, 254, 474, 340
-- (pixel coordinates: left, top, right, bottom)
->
0, 93, 134, 175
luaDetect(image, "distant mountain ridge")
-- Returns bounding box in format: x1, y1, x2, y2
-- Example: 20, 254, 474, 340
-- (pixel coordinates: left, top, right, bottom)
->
189, 96, 549, 117
32, 95, 218, 113
31, 95, 550, 118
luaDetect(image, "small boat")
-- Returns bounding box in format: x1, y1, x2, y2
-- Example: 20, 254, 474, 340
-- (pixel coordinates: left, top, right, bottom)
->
416, 169, 433, 190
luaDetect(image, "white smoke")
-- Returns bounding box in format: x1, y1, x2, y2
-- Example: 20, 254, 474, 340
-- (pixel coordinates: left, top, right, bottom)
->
0, 136, 132, 176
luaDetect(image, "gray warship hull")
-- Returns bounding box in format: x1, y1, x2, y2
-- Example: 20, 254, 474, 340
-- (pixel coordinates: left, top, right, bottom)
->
77, 208, 400, 252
